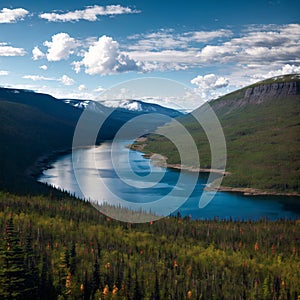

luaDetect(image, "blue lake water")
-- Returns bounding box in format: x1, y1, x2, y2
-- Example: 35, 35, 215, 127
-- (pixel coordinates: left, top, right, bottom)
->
38, 140, 300, 221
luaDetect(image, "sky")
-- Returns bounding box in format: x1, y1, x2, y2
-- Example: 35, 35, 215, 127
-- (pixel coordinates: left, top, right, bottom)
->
0, 0, 300, 110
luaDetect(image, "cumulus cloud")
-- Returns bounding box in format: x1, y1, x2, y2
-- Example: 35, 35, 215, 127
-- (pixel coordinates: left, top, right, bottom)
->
252, 64, 300, 80
25, 24, 300, 82
0, 43, 26, 56
191, 74, 229, 90
39, 65, 48, 70
78, 84, 86, 91
44, 33, 78, 61
32, 46, 45, 60
190, 74, 230, 101
73, 35, 140, 75
60, 75, 75, 86
0, 8, 29, 23
39, 5, 139, 22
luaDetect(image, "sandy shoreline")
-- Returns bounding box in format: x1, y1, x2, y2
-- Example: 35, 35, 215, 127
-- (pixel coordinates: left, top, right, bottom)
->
205, 185, 300, 197
130, 141, 300, 197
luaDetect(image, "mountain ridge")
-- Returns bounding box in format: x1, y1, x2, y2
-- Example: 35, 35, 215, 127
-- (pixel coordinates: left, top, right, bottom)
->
212, 75, 300, 112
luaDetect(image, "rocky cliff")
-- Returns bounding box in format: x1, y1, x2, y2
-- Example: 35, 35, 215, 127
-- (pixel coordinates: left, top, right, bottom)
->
244, 81, 300, 103
212, 75, 300, 112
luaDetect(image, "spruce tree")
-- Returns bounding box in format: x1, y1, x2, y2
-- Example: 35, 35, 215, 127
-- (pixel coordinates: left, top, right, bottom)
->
39, 254, 55, 300
91, 259, 100, 298
24, 231, 39, 299
0, 217, 27, 299
154, 271, 160, 300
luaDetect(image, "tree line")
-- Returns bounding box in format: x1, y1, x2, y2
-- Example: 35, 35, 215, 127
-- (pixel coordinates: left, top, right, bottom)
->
0, 191, 299, 299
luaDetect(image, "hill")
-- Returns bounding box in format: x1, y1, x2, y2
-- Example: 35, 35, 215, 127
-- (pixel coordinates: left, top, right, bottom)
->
0, 88, 81, 194
0, 88, 181, 195
133, 75, 300, 194
0, 191, 299, 299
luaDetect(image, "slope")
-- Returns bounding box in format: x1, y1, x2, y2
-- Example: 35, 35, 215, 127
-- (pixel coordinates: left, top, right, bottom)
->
0, 87, 183, 195
0, 89, 81, 194
135, 75, 300, 194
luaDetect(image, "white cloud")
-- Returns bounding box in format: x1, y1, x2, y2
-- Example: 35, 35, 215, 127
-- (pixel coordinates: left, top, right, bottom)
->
24, 24, 300, 83
126, 24, 300, 73
191, 74, 229, 90
128, 29, 232, 51
5, 84, 98, 101
39, 5, 139, 22
39, 65, 48, 70
0, 43, 26, 56
94, 86, 105, 93
37, 86, 99, 101
23, 74, 75, 86
78, 84, 86, 91
60, 75, 75, 86
73, 35, 140, 75
0, 70, 9, 76
23, 75, 56, 81
197, 24, 300, 65
44, 33, 78, 61
127, 49, 199, 71
0, 8, 29, 23
185, 30, 233, 43
32, 46, 45, 60
251, 64, 300, 81
190, 74, 229, 101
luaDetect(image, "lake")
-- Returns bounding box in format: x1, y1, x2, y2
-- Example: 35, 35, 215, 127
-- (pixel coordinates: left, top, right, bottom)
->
38, 140, 300, 222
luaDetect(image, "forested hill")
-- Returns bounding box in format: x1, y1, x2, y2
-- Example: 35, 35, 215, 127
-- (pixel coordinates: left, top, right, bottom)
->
0, 88, 81, 194
0, 87, 181, 195
136, 75, 300, 194
0, 192, 299, 299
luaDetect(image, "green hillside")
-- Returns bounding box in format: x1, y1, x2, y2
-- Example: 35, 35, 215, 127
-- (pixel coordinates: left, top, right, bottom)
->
0, 192, 299, 299
134, 75, 300, 194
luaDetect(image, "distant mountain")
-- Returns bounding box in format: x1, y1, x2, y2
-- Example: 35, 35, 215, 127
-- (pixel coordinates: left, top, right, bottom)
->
62, 98, 183, 118
0, 87, 182, 194
135, 74, 300, 194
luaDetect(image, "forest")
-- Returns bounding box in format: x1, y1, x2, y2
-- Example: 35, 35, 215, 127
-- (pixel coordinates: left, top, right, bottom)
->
0, 191, 299, 299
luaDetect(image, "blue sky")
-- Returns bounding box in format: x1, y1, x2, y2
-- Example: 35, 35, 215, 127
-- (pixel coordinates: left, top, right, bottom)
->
0, 0, 299, 109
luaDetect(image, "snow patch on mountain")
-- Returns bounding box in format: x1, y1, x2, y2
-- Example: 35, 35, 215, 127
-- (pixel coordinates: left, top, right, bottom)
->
64, 99, 90, 109
102, 100, 144, 111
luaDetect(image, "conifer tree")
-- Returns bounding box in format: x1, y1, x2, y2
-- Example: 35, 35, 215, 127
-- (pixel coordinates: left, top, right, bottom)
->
133, 271, 143, 300
39, 254, 55, 300
153, 270, 160, 300
24, 231, 39, 299
0, 217, 27, 299
91, 259, 101, 298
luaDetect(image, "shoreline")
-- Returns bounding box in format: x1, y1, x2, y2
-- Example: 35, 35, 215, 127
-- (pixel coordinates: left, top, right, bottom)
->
205, 185, 300, 197
30, 140, 300, 198
130, 141, 300, 197
26, 148, 72, 180
27, 144, 104, 180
